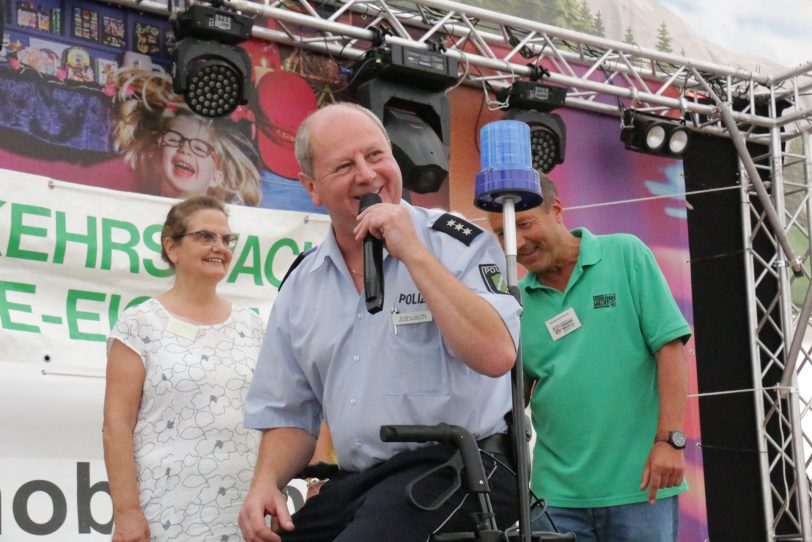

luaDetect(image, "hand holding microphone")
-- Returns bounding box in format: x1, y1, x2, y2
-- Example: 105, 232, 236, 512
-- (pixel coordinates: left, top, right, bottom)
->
358, 193, 384, 314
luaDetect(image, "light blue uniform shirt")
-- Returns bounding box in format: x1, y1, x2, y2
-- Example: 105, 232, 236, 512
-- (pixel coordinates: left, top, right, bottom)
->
245, 202, 521, 471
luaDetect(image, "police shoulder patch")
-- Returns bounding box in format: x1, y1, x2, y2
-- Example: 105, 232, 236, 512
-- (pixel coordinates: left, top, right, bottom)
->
431, 213, 482, 246
479, 264, 510, 294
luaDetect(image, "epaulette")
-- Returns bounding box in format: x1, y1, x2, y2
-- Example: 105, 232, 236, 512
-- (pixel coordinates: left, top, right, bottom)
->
279, 246, 317, 291
431, 213, 483, 246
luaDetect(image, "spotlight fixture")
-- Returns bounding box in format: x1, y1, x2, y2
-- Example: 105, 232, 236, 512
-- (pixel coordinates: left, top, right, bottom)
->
497, 81, 567, 174
384, 106, 448, 194
620, 109, 690, 159
353, 44, 458, 194
171, 3, 253, 118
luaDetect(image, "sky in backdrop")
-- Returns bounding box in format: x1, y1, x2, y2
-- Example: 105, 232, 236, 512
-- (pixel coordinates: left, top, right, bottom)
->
657, 0, 812, 68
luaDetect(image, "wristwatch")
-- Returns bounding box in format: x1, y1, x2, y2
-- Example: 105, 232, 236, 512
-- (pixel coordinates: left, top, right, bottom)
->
654, 430, 687, 450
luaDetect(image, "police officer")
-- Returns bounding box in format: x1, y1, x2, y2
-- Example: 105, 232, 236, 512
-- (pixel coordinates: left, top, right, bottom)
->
239, 102, 522, 542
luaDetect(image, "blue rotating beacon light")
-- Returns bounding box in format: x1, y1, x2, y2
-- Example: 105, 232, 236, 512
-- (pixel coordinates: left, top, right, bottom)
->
475, 119, 543, 287
474, 119, 541, 213
475, 120, 540, 542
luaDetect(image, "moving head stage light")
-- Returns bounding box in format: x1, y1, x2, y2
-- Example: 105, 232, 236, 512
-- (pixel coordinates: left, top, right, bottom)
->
620, 109, 690, 159
353, 44, 458, 194
497, 80, 567, 174
171, 3, 253, 118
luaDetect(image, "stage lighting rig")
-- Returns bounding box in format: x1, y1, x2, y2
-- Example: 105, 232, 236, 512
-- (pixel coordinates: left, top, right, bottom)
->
171, 2, 253, 118
620, 109, 690, 159
497, 80, 568, 174
352, 44, 458, 194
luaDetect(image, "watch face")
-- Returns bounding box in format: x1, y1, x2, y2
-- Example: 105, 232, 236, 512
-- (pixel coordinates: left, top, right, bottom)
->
670, 431, 687, 448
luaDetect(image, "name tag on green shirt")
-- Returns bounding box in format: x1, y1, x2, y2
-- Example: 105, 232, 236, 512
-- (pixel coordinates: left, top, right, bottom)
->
545, 307, 581, 340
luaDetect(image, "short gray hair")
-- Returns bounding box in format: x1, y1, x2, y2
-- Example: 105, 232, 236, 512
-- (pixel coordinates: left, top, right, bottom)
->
539, 173, 558, 211
294, 102, 391, 177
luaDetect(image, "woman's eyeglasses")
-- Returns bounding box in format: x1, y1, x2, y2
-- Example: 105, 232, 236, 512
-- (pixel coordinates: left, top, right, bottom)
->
175, 230, 239, 250
160, 130, 215, 158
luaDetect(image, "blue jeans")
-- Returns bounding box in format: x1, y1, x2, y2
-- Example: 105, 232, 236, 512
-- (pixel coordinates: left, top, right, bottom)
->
531, 496, 679, 542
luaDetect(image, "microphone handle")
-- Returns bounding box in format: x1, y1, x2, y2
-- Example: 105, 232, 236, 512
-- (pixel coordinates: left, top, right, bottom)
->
364, 234, 384, 314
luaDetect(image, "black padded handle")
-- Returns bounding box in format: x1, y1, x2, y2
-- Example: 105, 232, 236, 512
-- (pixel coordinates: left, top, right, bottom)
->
380, 424, 490, 494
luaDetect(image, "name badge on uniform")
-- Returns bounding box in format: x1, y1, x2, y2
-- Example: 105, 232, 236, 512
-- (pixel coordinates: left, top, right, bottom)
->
391, 309, 432, 335
545, 307, 581, 341
166, 316, 199, 340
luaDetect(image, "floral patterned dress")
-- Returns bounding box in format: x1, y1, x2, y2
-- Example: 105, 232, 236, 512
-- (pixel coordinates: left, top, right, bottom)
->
108, 298, 264, 541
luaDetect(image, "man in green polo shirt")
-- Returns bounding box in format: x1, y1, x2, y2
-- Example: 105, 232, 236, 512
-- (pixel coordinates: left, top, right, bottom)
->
488, 176, 691, 542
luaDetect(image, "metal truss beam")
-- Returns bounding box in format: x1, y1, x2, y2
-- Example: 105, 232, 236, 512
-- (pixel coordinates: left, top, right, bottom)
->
111, 0, 812, 138
742, 97, 812, 541
235, 0, 812, 136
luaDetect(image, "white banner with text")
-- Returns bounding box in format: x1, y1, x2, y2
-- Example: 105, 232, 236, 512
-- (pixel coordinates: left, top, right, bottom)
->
0, 169, 329, 540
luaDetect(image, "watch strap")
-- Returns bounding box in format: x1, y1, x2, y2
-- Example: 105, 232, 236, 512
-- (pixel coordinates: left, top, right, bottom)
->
654, 430, 686, 449
654, 430, 670, 443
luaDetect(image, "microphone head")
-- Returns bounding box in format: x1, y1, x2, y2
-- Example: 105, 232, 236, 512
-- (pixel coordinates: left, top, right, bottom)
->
358, 192, 382, 214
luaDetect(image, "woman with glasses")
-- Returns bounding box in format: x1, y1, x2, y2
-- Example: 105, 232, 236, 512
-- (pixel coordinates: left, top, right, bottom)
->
103, 195, 264, 541
112, 69, 262, 205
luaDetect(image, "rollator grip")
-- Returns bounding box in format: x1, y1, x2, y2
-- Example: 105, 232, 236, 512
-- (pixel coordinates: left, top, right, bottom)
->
380, 423, 490, 494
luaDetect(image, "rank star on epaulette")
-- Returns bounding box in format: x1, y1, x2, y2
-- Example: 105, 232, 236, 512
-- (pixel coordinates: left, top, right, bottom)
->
432, 213, 482, 246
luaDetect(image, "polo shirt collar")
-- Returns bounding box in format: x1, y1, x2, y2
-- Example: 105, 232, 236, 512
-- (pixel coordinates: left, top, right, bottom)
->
573, 227, 601, 267
522, 227, 602, 292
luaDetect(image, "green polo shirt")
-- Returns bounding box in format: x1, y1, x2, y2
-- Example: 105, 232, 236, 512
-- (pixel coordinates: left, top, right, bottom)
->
520, 228, 691, 507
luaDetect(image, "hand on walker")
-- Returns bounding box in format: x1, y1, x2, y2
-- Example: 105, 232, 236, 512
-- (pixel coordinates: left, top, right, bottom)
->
239, 486, 293, 542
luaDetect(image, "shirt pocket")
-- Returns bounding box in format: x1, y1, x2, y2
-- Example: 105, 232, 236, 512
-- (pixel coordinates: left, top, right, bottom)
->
383, 317, 450, 396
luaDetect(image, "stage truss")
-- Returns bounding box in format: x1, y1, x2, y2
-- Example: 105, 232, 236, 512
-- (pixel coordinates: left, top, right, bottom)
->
112, 0, 812, 537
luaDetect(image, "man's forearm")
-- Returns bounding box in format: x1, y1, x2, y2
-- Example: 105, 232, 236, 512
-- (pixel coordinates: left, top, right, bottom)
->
655, 340, 688, 433
251, 427, 318, 491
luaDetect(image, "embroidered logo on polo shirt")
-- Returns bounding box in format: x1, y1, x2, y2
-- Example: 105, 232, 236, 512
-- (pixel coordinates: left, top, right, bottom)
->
479, 264, 510, 294
431, 213, 482, 246
593, 294, 616, 309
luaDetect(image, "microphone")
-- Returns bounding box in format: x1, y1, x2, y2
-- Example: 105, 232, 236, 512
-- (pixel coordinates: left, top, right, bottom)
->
358, 193, 384, 314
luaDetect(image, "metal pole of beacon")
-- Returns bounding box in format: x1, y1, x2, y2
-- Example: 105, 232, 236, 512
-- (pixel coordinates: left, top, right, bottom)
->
474, 120, 545, 542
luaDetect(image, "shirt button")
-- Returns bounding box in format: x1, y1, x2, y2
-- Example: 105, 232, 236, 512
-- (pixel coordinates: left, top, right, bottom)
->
357, 313, 364, 320
350, 397, 357, 405
353, 355, 360, 362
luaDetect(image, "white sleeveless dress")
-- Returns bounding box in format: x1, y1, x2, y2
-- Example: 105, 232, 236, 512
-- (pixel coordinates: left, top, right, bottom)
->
108, 298, 264, 541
